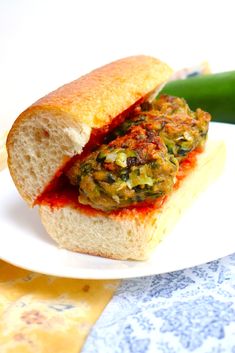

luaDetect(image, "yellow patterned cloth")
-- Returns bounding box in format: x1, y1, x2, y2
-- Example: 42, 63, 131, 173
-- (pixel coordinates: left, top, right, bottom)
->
0, 260, 120, 353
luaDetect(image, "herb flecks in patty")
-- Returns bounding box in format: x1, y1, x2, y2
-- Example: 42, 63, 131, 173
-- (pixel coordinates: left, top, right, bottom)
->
113, 95, 210, 159
66, 95, 210, 211
67, 125, 178, 211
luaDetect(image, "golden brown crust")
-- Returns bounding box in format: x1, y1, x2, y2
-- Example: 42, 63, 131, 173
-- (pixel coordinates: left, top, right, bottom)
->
17, 56, 172, 129
6, 56, 172, 206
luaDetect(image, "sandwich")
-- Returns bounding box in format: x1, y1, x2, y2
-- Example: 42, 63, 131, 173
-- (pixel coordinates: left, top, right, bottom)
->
6, 56, 225, 260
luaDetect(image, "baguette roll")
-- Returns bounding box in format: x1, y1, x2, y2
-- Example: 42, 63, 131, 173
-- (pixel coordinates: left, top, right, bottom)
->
7, 56, 172, 206
7, 56, 225, 260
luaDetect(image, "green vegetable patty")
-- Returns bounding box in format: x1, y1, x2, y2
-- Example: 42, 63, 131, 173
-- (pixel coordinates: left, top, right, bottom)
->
66, 95, 211, 211
111, 95, 211, 159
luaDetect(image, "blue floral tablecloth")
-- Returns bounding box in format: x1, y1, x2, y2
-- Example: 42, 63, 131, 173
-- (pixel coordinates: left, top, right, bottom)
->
82, 253, 235, 353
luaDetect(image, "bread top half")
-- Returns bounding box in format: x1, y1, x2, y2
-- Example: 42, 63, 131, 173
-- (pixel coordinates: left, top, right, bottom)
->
7, 56, 172, 206
30, 56, 172, 128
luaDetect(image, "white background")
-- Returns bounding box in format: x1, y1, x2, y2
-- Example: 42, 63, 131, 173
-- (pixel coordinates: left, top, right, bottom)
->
1, 0, 235, 131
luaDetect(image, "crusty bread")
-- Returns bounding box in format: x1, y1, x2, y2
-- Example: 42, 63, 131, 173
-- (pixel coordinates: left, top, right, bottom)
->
6, 55, 225, 261
6, 56, 172, 206
39, 140, 225, 260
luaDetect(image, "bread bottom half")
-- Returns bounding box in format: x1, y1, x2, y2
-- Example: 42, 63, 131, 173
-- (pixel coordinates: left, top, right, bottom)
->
39, 140, 225, 260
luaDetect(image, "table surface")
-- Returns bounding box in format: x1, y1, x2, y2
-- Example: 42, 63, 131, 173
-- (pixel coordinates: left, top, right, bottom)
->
82, 254, 235, 353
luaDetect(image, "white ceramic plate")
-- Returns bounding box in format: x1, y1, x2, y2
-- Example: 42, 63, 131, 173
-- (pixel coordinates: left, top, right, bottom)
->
1, 122, 235, 279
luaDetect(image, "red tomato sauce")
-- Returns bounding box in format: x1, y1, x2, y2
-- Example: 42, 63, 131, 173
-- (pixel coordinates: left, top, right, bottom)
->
36, 147, 203, 219
174, 147, 203, 189
35, 100, 203, 219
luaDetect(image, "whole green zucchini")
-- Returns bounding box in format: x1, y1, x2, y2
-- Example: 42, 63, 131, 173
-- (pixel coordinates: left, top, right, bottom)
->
160, 71, 235, 124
